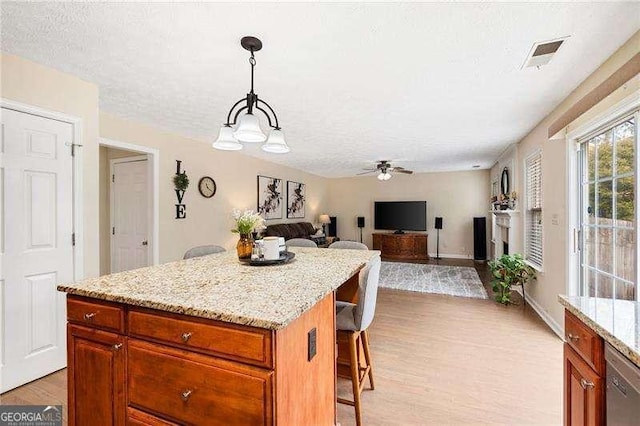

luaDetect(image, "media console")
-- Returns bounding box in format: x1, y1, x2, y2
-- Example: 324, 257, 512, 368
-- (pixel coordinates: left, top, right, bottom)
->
372, 233, 429, 261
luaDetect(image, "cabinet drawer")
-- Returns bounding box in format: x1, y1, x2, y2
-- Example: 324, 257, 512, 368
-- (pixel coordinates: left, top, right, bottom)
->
127, 407, 178, 426
67, 296, 124, 333
565, 310, 604, 375
128, 340, 273, 426
128, 308, 273, 368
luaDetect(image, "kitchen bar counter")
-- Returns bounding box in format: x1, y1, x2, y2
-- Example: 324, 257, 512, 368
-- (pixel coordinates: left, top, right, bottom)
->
58, 247, 380, 425
559, 295, 640, 368
58, 247, 379, 330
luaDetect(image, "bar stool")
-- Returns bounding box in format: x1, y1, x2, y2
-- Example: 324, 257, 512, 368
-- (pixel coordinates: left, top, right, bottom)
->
183, 245, 225, 259
336, 256, 381, 426
285, 238, 318, 248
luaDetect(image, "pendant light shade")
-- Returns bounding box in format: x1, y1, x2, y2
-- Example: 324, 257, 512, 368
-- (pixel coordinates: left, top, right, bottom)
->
212, 126, 242, 151
233, 113, 266, 143
214, 37, 289, 153
262, 129, 290, 154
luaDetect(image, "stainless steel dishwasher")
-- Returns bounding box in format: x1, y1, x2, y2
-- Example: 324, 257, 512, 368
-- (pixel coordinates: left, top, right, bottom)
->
605, 343, 640, 425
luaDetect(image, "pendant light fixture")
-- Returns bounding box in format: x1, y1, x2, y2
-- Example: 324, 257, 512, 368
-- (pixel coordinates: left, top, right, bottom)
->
213, 36, 289, 154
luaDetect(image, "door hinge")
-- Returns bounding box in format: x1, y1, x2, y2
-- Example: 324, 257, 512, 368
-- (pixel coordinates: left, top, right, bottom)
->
112, 227, 115, 235
68, 142, 83, 157
112, 174, 115, 183
72, 233, 76, 246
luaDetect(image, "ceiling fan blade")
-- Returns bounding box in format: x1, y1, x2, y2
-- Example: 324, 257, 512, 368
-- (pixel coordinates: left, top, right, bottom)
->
357, 170, 376, 175
395, 169, 413, 174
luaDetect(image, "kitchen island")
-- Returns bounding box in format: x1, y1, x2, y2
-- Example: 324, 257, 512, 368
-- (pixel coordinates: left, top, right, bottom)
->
57, 247, 380, 426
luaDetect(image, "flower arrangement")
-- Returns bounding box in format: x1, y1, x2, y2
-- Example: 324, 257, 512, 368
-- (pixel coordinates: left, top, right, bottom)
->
231, 209, 266, 235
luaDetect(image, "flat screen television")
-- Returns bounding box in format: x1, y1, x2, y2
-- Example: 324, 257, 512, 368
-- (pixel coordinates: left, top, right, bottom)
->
374, 201, 427, 232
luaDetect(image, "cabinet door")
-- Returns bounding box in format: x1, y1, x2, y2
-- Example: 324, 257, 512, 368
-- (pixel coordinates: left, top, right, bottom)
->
564, 344, 604, 426
381, 236, 398, 255
414, 236, 428, 258
68, 324, 126, 426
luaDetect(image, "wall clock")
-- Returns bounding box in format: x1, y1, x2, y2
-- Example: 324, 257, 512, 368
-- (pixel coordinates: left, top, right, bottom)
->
198, 176, 217, 198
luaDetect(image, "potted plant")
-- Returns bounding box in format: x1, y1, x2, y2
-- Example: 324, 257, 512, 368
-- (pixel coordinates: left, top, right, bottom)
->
231, 209, 266, 259
488, 253, 536, 305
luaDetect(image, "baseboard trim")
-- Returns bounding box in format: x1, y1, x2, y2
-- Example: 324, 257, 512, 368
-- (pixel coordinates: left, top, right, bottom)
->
512, 287, 564, 339
428, 253, 473, 259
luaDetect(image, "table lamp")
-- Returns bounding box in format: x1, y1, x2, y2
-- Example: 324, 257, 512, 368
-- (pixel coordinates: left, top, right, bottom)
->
319, 214, 331, 236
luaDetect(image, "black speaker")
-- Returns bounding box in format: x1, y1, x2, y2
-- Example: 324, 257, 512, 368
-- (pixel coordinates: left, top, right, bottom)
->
435, 217, 443, 229
328, 216, 337, 237
473, 217, 487, 261
357, 217, 365, 228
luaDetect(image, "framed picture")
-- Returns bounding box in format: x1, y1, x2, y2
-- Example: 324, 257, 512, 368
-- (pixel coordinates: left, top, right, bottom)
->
257, 175, 283, 220
286, 181, 305, 218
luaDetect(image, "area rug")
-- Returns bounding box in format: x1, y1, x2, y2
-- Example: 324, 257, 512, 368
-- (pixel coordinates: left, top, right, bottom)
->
379, 262, 488, 299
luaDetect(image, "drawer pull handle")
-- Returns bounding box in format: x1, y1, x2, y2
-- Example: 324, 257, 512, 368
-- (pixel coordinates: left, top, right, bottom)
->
84, 312, 96, 321
567, 333, 580, 341
112, 343, 123, 351
181, 332, 192, 342
181, 389, 193, 402
580, 378, 595, 390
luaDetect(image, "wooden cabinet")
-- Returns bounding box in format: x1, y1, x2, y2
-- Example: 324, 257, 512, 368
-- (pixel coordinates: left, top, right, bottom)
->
563, 310, 605, 426
67, 324, 126, 426
372, 233, 428, 261
66, 293, 336, 425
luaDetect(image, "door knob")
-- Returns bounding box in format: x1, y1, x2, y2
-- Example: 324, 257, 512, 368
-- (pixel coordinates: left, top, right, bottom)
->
580, 378, 595, 390
142, 240, 148, 246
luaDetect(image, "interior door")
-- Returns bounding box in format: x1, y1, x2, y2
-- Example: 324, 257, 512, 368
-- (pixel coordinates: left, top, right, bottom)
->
1, 107, 73, 392
111, 159, 148, 273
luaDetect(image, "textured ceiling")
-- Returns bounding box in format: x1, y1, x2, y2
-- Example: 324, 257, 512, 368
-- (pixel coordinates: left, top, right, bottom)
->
1, 2, 638, 177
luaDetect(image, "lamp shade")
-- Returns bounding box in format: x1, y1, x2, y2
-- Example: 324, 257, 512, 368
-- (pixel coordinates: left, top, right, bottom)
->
319, 214, 331, 224
383, 172, 392, 181
233, 113, 266, 143
377, 172, 385, 181
262, 129, 290, 154
212, 126, 242, 151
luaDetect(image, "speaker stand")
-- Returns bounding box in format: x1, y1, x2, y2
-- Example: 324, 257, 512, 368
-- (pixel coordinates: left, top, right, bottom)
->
359, 227, 363, 243
434, 228, 442, 261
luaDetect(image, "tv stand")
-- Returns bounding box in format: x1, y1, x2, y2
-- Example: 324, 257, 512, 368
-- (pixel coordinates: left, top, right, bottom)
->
372, 233, 429, 261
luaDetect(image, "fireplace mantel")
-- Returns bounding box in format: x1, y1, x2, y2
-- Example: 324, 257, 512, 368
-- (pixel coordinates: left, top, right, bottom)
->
490, 210, 519, 258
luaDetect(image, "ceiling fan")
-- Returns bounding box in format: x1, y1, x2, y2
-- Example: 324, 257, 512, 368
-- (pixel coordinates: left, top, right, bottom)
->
358, 160, 414, 181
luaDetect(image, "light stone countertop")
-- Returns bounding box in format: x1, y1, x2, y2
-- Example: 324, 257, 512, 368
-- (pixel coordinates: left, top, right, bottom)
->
559, 295, 640, 368
57, 248, 380, 330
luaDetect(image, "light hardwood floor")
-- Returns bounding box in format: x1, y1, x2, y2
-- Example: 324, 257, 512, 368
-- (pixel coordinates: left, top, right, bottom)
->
2, 261, 562, 425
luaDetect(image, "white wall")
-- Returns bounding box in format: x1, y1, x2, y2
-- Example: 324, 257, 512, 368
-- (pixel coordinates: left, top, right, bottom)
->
509, 31, 640, 333
100, 112, 329, 263
1, 53, 101, 278
327, 170, 490, 258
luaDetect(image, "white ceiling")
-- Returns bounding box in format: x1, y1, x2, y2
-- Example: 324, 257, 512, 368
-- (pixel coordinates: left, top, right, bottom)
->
1, 2, 638, 177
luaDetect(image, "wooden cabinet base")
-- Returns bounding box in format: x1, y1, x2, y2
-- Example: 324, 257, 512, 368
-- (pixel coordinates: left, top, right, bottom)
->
372, 233, 429, 261
66, 293, 337, 425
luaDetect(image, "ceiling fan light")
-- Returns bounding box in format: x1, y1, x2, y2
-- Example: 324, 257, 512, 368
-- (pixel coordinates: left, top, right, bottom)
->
377, 172, 385, 181
383, 172, 392, 181
262, 129, 290, 154
233, 113, 266, 143
212, 126, 242, 151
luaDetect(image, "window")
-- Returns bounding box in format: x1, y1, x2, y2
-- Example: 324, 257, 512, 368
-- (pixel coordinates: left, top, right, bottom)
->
578, 114, 637, 300
525, 151, 543, 269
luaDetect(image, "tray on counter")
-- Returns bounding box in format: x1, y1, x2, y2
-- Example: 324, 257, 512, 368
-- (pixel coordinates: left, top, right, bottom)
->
240, 251, 295, 266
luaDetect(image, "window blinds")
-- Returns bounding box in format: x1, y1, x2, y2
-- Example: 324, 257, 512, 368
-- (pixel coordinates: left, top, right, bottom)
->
526, 153, 543, 268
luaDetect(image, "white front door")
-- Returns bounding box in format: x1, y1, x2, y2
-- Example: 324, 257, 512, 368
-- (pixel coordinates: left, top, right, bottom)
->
1, 107, 74, 392
111, 159, 148, 273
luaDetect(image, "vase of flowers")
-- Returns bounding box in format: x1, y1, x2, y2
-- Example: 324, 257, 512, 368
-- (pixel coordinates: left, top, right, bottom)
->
231, 209, 266, 259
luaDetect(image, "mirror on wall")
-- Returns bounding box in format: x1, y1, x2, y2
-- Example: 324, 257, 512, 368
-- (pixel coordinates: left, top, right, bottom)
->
500, 167, 510, 196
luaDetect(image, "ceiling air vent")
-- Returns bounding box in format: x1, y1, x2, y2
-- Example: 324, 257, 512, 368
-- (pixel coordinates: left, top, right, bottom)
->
522, 36, 569, 69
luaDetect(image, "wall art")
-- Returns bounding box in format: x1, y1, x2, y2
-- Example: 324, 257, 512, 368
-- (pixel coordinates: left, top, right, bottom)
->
257, 175, 283, 220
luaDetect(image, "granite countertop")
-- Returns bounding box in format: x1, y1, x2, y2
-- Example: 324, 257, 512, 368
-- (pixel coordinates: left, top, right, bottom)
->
57, 248, 380, 330
559, 295, 640, 368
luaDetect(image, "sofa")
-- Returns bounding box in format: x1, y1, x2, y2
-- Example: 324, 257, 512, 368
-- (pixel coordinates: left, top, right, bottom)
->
264, 222, 325, 244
